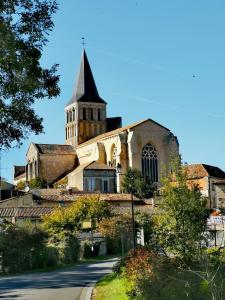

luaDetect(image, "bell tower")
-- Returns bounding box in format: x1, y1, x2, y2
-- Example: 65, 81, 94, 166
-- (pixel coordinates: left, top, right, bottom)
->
65, 50, 107, 147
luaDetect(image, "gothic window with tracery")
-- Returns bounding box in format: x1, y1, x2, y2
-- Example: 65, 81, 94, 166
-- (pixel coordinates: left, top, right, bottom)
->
141, 143, 158, 182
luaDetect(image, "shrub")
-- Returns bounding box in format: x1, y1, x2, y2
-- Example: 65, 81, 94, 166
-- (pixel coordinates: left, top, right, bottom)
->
0, 225, 48, 273
81, 240, 101, 258
29, 177, 47, 188
99, 215, 133, 255
16, 180, 25, 190
0, 224, 80, 274
124, 247, 167, 299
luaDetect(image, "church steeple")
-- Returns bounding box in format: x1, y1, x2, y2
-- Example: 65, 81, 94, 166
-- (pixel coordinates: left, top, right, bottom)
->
65, 50, 107, 147
68, 50, 106, 105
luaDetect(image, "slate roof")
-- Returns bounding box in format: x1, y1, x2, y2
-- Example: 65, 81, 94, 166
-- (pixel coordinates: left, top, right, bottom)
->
185, 164, 225, 179
67, 50, 106, 106
14, 166, 26, 178
34, 144, 75, 155
85, 161, 115, 171
0, 207, 53, 218
77, 119, 170, 148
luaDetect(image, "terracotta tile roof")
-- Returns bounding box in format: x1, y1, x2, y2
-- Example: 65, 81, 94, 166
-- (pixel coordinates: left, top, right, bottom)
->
34, 144, 75, 155
77, 119, 170, 148
211, 211, 221, 216
185, 164, 208, 179
32, 189, 141, 202
185, 164, 225, 179
0, 207, 53, 218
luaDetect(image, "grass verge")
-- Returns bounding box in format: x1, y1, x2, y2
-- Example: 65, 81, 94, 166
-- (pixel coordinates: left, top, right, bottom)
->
93, 272, 130, 300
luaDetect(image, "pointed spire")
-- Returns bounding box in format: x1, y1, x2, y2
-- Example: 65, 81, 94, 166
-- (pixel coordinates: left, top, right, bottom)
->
67, 50, 106, 105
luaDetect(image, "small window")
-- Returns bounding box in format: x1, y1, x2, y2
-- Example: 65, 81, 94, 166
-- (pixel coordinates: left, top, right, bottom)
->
72, 108, 75, 121
83, 107, 86, 120
91, 108, 94, 120
103, 180, 108, 193
98, 108, 101, 121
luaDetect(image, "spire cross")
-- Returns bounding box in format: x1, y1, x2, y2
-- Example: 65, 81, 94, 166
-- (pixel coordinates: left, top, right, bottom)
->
81, 37, 86, 48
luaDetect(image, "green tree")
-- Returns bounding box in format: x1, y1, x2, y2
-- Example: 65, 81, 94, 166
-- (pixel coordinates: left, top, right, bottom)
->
153, 156, 209, 265
0, 0, 60, 149
122, 168, 155, 199
29, 177, 46, 188
99, 214, 133, 254
16, 180, 25, 190
42, 195, 113, 235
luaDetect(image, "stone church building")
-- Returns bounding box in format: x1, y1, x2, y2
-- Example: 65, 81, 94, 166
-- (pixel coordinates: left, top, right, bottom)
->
25, 50, 179, 193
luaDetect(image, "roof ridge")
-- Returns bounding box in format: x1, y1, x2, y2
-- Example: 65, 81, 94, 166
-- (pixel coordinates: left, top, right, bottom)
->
77, 118, 168, 148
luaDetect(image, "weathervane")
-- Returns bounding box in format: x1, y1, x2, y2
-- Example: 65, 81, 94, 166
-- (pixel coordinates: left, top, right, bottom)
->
81, 37, 86, 48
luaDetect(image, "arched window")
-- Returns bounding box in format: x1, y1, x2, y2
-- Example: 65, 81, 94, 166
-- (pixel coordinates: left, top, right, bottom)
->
141, 143, 158, 182
66, 111, 69, 123
72, 108, 75, 121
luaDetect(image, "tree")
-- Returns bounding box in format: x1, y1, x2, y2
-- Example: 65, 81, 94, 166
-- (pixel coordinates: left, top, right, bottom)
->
29, 177, 46, 188
99, 214, 133, 254
122, 168, 155, 199
153, 156, 209, 265
0, 0, 60, 149
42, 195, 113, 235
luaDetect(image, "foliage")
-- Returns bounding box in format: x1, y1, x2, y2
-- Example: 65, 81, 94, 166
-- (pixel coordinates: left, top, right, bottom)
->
53, 176, 68, 188
124, 248, 163, 298
153, 156, 209, 265
42, 195, 113, 235
0, 221, 80, 273
46, 233, 80, 265
0, 0, 60, 149
135, 211, 153, 244
29, 177, 46, 188
81, 240, 101, 258
122, 168, 156, 199
16, 180, 25, 190
99, 211, 153, 254
0, 223, 48, 273
99, 214, 133, 254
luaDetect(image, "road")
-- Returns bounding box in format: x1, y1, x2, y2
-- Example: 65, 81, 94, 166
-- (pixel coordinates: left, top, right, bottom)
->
0, 257, 117, 300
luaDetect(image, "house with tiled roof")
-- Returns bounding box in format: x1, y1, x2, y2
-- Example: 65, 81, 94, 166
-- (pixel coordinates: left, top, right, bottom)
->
20, 49, 179, 193
185, 164, 225, 208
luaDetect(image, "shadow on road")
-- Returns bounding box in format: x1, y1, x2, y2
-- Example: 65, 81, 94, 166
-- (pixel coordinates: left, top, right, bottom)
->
0, 258, 118, 299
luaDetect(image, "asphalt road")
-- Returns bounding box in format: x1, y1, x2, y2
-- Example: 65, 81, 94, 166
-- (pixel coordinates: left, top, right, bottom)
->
0, 257, 118, 300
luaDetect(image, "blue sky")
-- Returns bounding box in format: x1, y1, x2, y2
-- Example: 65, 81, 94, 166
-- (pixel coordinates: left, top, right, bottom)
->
2, 0, 225, 182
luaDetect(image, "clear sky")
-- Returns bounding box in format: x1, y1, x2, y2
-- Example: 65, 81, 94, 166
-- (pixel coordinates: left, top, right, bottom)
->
1, 0, 225, 182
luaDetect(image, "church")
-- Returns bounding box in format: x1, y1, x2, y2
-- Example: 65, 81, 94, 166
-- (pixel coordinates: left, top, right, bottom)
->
25, 50, 179, 193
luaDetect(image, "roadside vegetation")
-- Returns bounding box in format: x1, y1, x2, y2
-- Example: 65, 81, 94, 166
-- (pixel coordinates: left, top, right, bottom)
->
94, 156, 225, 300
